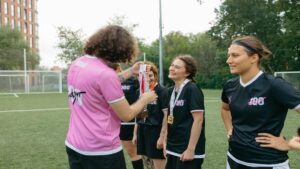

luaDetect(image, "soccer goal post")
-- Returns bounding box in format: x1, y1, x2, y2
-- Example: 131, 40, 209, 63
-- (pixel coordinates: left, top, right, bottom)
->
0, 70, 63, 94
274, 71, 300, 90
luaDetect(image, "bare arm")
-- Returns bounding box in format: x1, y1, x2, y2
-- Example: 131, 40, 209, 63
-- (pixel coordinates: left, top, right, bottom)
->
157, 108, 168, 149
288, 136, 300, 150
180, 111, 203, 161
110, 91, 157, 122
132, 123, 138, 145
118, 61, 143, 82
255, 133, 290, 151
256, 108, 300, 151
221, 102, 232, 137
296, 107, 300, 113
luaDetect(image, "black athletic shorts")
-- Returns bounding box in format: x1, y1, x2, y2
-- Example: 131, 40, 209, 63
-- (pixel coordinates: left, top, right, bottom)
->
137, 124, 164, 159
66, 147, 126, 169
119, 124, 135, 141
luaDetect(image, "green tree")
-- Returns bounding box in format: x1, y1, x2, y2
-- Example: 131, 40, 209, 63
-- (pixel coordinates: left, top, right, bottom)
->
208, 0, 300, 72
56, 26, 85, 66
144, 31, 222, 88
272, 0, 300, 70
56, 15, 140, 67
0, 26, 39, 70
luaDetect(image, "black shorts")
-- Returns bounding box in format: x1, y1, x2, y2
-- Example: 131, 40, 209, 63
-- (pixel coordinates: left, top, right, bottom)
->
66, 147, 126, 169
119, 124, 134, 141
166, 154, 203, 169
137, 124, 164, 159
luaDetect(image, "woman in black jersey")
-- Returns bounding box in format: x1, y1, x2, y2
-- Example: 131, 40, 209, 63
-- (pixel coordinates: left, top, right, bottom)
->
133, 61, 168, 169
111, 63, 144, 169
165, 55, 205, 169
221, 36, 300, 169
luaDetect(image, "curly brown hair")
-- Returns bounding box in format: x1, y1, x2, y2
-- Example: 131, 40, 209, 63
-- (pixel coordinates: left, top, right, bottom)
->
173, 54, 197, 82
84, 25, 139, 63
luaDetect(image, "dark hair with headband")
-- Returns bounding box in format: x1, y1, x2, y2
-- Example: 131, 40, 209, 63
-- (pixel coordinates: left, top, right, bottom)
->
173, 54, 197, 83
232, 36, 272, 59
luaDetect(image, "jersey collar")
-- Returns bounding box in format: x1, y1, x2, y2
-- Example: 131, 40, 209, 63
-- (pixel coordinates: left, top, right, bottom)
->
240, 71, 263, 87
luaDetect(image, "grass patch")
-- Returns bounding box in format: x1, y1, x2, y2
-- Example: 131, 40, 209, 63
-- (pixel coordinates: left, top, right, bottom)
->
0, 91, 299, 168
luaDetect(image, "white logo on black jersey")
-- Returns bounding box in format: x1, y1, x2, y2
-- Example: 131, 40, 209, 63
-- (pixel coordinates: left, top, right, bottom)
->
149, 100, 157, 105
175, 100, 185, 106
228, 96, 232, 104
121, 85, 131, 91
248, 97, 266, 106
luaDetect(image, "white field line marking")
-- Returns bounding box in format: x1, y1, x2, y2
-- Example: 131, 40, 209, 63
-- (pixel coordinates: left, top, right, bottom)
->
13, 93, 19, 98
0, 107, 69, 113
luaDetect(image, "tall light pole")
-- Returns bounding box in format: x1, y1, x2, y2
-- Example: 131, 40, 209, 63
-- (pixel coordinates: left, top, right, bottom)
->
23, 48, 28, 93
159, 0, 164, 85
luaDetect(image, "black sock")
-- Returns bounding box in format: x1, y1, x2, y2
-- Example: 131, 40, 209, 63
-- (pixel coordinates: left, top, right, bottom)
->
132, 159, 144, 169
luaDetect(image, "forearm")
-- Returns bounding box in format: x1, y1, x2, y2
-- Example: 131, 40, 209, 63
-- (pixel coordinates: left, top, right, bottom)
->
127, 98, 148, 121
159, 110, 168, 138
187, 120, 202, 151
118, 67, 133, 82
221, 109, 232, 134
133, 124, 138, 137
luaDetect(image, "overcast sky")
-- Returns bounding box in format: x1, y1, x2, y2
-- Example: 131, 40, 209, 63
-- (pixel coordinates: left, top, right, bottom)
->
38, 0, 222, 68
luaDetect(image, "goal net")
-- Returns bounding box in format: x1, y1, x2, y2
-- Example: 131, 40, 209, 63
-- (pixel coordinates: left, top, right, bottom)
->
274, 71, 300, 90
0, 70, 63, 94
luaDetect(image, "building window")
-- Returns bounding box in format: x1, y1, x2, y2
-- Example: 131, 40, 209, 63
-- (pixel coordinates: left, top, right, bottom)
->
4, 2, 8, 14
23, 9, 27, 20
11, 4, 15, 16
35, 1, 37, 11
35, 23, 38, 36
28, 0, 32, 8
35, 11, 38, 23
23, 0, 26, 7
24, 22, 28, 33
28, 10, 31, 21
29, 23, 32, 34
11, 19, 15, 29
17, 20, 21, 30
17, 7, 21, 18
29, 37, 32, 48
4, 17, 8, 25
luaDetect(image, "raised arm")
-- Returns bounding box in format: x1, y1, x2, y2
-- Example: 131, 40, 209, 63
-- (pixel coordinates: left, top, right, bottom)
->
110, 91, 157, 122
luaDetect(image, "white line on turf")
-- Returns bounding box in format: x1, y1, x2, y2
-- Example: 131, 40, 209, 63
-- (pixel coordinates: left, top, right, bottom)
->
0, 107, 69, 113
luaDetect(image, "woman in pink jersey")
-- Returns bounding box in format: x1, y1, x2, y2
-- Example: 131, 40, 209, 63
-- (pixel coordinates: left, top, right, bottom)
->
65, 25, 157, 169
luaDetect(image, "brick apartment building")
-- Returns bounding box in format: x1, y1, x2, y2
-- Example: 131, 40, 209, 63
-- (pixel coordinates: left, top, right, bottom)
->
0, 0, 38, 54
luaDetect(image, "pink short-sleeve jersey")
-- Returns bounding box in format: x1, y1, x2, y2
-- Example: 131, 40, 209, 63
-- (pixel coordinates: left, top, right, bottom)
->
65, 55, 124, 155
